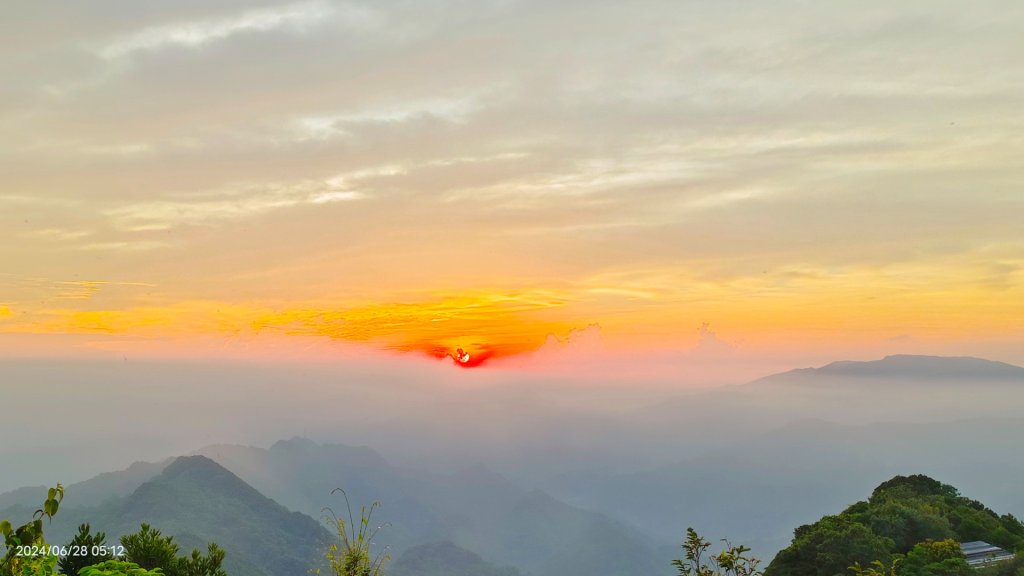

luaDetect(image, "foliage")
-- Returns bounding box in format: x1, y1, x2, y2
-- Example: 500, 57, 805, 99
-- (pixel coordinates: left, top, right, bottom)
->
865, 500, 954, 552
79, 560, 164, 576
863, 476, 1024, 552
314, 489, 390, 576
11, 555, 57, 576
0, 484, 64, 576
769, 515, 893, 576
98, 455, 325, 576
673, 528, 763, 576
120, 525, 225, 576
895, 539, 972, 576
976, 554, 1024, 576
849, 539, 974, 576
175, 545, 226, 576
849, 560, 894, 576
59, 524, 112, 576
121, 525, 179, 574
768, 475, 1024, 576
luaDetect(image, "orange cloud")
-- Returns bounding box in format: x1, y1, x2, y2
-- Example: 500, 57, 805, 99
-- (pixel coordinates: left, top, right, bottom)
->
2, 256, 1023, 368
250, 292, 575, 366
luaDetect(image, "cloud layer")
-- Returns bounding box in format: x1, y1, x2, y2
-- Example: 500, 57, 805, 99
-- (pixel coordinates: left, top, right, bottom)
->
2, 0, 1023, 366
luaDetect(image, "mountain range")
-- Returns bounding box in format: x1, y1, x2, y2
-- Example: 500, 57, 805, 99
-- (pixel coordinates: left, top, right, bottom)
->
2, 354, 1022, 575
757, 354, 1024, 383
0, 441, 662, 576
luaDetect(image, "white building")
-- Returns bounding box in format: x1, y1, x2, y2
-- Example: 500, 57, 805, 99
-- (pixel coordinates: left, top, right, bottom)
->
960, 541, 1016, 568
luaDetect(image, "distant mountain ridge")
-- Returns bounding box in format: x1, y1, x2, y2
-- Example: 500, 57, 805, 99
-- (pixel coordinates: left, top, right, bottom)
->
0, 439, 663, 576
547, 415, 1024, 557
392, 541, 524, 576
0, 459, 170, 511
0, 456, 332, 576
756, 354, 1024, 383
194, 438, 664, 576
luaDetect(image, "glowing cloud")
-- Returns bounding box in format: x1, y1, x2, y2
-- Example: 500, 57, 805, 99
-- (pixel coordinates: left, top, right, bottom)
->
249, 292, 576, 367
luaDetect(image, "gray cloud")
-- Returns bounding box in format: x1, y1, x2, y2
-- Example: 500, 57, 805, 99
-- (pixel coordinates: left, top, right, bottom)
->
2, 0, 1023, 297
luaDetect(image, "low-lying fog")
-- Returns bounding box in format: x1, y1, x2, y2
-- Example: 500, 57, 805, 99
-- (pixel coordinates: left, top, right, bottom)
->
3, 354, 1023, 557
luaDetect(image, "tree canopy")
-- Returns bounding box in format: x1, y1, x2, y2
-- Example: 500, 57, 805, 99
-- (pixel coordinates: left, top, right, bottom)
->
767, 475, 1024, 576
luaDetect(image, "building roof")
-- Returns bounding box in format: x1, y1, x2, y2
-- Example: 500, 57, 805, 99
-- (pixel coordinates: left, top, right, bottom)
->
960, 541, 1016, 567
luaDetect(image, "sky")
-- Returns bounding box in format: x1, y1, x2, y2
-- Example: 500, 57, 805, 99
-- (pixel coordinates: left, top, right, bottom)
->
2, 0, 1024, 377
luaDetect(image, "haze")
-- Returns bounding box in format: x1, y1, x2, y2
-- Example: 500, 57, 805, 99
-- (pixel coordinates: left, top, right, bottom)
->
2, 2, 1024, 570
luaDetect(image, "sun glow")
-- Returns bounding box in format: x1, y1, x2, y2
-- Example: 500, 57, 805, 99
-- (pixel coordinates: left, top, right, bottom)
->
3, 260, 1024, 367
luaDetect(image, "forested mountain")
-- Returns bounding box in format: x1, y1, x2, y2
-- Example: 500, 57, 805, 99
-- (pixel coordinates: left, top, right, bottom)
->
195, 438, 663, 576
4, 356, 1023, 575
0, 460, 169, 512
547, 355, 1024, 557
0, 441, 661, 576
756, 355, 1024, 384
1, 457, 331, 576
767, 475, 1024, 576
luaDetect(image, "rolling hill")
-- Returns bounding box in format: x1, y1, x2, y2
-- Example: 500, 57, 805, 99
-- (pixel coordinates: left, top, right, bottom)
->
195, 438, 664, 576
1, 440, 663, 576
756, 355, 1024, 384
766, 474, 1024, 576
1, 456, 332, 576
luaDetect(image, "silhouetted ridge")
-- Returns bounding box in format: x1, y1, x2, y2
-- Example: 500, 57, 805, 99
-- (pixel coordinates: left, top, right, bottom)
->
269, 437, 391, 469
758, 354, 1024, 383
116, 454, 331, 576
392, 541, 524, 576
160, 455, 236, 479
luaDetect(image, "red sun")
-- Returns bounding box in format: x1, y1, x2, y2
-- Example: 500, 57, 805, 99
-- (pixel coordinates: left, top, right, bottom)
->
449, 347, 493, 368
404, 342, 515, 368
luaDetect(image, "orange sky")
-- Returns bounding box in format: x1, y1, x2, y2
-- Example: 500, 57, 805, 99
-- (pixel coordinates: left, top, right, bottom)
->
2, 1, 1024, 374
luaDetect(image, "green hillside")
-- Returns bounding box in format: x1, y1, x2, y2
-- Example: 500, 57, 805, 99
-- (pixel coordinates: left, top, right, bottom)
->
6, 457, 332, 576
2, 443, 660, 576
767, 475, 1024, 576
104, 456, 332, 576
198, 439, 662, 576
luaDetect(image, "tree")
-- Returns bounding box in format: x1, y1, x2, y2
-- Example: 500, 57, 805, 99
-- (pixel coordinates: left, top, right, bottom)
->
870, 476, 958, 504
120, 525, 178, 574
895, 539, 972, 576
315, 489, 390, 576
769, 475, 1024, 576
849, 560, 894, 576
867, 501, 954, 552
79, 560, 163, 576
59, 524, 112, 576
175, 544, 226, 576
673, 528, 763, 576
120, 525, 226, 576
767, 516, 893, 576
0, 484, 64, 576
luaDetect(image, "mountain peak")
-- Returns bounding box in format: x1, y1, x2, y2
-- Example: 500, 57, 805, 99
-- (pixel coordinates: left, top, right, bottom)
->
393, 541, 524, 576
118, 454, 331, 576
759, 354, 1024, 383
134, 455, 268, 510
161, 455, 239, 481
267, 437, 390, 469
269, 436, 319, 451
